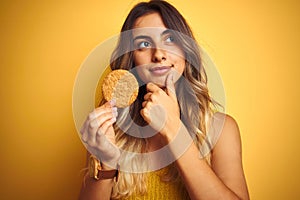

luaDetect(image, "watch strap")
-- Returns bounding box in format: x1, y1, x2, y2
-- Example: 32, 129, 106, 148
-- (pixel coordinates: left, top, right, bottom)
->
89, 155, 119, 181
97, 169, 119, 181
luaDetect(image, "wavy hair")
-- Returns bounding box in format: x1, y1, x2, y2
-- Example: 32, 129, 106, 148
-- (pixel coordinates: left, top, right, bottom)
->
104, 0, 216, 198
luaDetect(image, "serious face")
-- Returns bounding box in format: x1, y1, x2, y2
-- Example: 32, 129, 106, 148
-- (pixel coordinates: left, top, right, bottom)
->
132, 12, 185, 87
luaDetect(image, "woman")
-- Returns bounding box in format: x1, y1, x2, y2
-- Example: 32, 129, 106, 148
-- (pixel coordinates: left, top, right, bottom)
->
79, 0, 249, 199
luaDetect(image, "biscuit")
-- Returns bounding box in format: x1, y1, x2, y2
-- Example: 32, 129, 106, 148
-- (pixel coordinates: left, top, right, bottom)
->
102, 69, 139, 108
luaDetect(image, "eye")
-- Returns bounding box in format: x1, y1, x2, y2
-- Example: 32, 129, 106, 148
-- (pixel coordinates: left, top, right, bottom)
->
166, 36, 175, 43
138, 41, 151, 49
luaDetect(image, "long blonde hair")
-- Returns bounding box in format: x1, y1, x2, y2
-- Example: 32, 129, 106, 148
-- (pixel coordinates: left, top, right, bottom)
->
103, 1, 217, 198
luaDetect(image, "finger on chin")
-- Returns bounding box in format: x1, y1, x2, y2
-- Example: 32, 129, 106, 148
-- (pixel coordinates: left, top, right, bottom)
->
146, 82, 160, 92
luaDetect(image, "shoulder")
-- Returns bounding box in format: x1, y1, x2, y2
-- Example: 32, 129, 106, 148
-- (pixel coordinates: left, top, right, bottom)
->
211, 112, 240, 138
212, 112, 239, 127
210, 112, 242, 157
220, 113, 240, 140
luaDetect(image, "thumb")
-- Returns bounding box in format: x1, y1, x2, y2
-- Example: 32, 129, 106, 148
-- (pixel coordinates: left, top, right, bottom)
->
166, 73, 176, 99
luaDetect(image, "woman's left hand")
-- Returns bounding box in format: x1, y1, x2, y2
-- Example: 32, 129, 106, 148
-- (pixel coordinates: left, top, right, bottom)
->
140, 73, 181, 141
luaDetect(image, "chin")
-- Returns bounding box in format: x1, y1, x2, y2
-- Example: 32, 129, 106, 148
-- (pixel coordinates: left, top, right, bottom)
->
145, 78, 166, 88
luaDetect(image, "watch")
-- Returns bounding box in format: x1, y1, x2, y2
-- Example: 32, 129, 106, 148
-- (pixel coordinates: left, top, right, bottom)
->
88, 155, 119, 181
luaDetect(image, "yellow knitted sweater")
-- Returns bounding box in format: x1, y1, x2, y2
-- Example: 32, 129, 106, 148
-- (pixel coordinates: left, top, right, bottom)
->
119, 166, 190, 200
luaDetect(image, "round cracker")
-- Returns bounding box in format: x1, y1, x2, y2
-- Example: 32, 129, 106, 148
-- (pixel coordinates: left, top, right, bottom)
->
102, 69, 139, 108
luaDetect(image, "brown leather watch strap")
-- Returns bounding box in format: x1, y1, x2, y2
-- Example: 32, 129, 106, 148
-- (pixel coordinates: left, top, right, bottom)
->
89, 155, 119, 181
97, 169, 119, 181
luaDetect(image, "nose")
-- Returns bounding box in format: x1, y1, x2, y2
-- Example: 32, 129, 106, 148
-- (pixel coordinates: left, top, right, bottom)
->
151, 48, 166, 62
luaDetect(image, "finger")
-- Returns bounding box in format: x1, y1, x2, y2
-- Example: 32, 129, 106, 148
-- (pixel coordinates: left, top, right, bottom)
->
94, 99, 117, 116
93, 106, 116, 119
102, 101, 112, 109
140, 108, 151, 124
142, 100, 147, 107
142, 99, 154, 108
81, 131, 89, 143
90, 109, 117, 131
81, 110, 99, 135
81, 100, 115, 133
103, 99, 116, 108
143, 92, 152, 101
80, 119, 88, 135
87, 109, 117, 142
97, 117, 116, 136
140, 101, 153, 123
81, 107, 113, 141
81, 112, 100, 142
146, 82, 161, 93
165, 73, 177, 100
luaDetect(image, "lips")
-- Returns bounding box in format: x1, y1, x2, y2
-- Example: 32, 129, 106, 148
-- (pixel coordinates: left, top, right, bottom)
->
149, 65, 173, 75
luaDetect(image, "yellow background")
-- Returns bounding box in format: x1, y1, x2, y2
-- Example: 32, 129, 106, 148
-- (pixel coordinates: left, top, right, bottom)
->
1, 0, 299, 199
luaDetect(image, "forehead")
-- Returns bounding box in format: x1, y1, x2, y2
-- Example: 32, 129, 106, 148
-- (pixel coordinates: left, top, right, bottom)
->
132, 13, 168, 37
133, 12, 166, 29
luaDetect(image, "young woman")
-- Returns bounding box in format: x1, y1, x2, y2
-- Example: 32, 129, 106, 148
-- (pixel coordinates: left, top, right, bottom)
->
79, 1, 249, 199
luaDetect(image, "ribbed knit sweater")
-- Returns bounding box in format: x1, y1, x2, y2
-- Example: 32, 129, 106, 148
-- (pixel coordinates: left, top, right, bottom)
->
121, 166, 190, 200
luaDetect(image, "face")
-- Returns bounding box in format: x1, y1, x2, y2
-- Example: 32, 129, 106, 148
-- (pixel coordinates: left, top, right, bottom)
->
132, 12, 185, 87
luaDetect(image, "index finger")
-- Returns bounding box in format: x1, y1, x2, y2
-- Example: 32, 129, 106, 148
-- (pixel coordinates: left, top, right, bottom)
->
95, 99, 116, 110
146, 82, 162, 93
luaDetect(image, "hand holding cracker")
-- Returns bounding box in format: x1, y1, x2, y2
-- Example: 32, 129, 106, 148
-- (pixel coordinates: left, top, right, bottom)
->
80, 100, 120, 167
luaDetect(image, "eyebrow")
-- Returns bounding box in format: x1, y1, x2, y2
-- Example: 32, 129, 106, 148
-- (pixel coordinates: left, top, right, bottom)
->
133, 29, 172, 42
133, 35, 152, 42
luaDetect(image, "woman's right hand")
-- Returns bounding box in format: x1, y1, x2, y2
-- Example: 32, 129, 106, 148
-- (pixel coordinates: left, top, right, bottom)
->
80, 100, 120, 168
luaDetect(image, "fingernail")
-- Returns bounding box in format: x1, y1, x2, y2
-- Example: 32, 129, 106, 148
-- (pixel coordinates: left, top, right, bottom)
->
113, 110, 118, 117
111, 117, 116, 122
110, 98, 116, 106
112, 107, 117, 112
